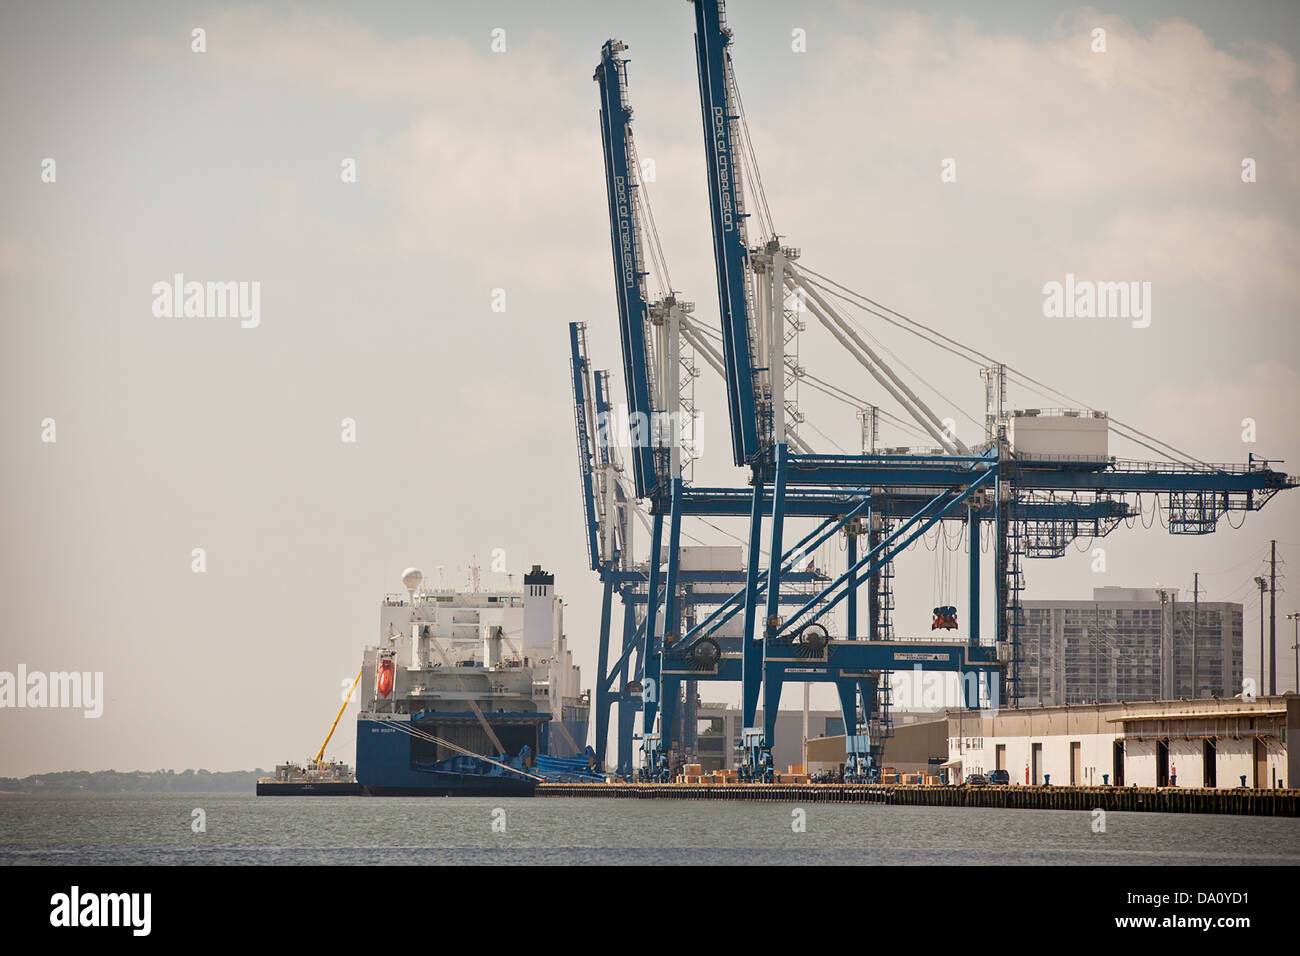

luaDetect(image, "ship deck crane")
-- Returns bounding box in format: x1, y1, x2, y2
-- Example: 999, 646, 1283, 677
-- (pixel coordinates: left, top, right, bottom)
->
313, 666, 362, 768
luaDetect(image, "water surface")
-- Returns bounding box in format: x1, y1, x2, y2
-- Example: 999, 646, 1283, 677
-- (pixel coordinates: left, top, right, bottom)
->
2, 793, 1296, 865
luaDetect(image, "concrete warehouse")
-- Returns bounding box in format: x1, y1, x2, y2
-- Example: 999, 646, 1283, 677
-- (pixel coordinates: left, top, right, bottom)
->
806, 694, 1297, 788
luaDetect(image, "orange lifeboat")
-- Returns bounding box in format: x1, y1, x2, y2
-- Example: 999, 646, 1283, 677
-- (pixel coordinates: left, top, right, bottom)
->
377, 659, 395, 698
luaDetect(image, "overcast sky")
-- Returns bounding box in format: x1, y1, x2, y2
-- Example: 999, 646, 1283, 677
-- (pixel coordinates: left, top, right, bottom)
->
2, 0, 1298, 777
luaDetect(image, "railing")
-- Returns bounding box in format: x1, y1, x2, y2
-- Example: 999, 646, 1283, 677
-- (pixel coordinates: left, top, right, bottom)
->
1105, 457, 1274, 474
1011, 408, 1106, 419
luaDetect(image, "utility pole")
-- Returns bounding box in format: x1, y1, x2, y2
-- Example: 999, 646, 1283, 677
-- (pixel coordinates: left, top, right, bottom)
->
1191, 572, 1199, 699
1254, 576, 1268, 692
1269, 540, 1278, 695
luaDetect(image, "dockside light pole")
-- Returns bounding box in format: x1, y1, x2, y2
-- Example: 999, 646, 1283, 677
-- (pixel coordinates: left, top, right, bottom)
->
1288, 611, 1299, 695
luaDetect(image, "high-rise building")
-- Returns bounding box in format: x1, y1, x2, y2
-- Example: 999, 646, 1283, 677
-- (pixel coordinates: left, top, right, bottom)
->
1020, 587, 1243, 706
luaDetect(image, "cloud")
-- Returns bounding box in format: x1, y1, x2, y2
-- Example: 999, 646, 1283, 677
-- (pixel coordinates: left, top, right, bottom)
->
1086, 207, 1300, 304
185, 8, 614, 288
790, 7, 1300, 197
161, 5, 1300, 314
1134, 361, 1300, 461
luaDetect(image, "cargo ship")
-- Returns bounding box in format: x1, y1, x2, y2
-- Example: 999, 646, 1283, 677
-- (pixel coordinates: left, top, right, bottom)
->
354, 564, 601, 795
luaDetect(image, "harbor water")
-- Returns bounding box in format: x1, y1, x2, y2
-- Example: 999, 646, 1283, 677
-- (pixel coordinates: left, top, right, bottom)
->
3, 793, 1298, 865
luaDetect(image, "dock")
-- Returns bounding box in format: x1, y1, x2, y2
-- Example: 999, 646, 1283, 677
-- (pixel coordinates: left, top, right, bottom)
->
537, 783, 1300, 817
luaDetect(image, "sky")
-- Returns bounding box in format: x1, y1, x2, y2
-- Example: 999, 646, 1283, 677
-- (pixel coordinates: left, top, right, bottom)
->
1, 0, 1298, 777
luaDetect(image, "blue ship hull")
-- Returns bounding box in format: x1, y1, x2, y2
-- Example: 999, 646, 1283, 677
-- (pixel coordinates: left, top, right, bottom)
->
356, 717, 540, 797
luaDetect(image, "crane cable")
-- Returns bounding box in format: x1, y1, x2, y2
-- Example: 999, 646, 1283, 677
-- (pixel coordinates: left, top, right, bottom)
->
728, 52, 776, 239
689, 305, 937, 444
627, 135, 673, 297
800, 273, 986, 434
421, 627, 508, 755
381, 719, 544, 783
794, 263, 1205, 465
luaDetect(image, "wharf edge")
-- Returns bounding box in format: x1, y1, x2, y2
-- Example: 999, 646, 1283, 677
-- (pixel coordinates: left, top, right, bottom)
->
537, 783, 1300, 817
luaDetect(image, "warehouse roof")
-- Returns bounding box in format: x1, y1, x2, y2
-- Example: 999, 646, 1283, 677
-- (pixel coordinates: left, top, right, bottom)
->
1107, 709, 1285, 723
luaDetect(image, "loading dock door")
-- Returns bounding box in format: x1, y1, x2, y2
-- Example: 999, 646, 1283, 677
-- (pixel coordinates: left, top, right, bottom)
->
1157, 739, 1169, 787
995, 744, 1006, 773
1031, 743, 1042, 785
1112, 741, 1124, 787
1203, 739, 1216, 788
1254, 740, 1267, 789
1070, 742, 1081, 786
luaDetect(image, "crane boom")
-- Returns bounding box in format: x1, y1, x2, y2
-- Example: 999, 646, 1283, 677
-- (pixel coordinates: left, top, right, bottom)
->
569, 322, 604, 571
691, 0, 763, 466
595, 40, 665, 500
314, 667, 361, 767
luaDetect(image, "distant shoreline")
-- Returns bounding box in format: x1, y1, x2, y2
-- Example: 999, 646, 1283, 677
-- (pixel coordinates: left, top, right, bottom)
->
0, 770, 268, 794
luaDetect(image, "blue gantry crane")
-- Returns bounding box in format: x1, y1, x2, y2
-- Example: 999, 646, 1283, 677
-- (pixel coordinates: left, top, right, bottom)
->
587, 31, 1004, 781
571, 317, 833, 776
586, 38, 834, 778
578, 1, 1297, 782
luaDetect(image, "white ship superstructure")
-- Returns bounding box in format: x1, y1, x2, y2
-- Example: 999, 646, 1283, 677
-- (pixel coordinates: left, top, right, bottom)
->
359, 564, 588, 760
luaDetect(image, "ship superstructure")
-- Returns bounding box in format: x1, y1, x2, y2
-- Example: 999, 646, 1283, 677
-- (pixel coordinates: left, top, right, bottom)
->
355, 564, 594, 795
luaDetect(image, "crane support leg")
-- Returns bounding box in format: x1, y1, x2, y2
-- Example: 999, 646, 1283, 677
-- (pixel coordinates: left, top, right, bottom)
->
641, 511, 665, 775
966, 506, 983, 710
741, 479, 765, 730
749, 444, 788, 779
847, 528, 858, 635
617, 691, 636, 778
836, 680, 858, 737
764, 444, 790, 639
862, 675, 881, 777
649, 479, 685, 781
838, 678, 867, 782
593, 575, 615, 770
968, 507, 981, 647
657, 677, 681, 781
868, 506, 882, 640
616, 598, 636, 776
993, 470, 1023, 706
760, 672, 783, 783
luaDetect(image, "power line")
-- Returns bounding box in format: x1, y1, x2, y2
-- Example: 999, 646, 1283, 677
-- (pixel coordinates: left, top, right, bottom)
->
728, 53, 776, 239
796, 263, 1205, 465
797, 372, 932, 441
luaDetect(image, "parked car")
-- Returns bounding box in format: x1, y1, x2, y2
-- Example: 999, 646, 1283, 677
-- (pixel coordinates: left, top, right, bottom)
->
986, 769, 1010, 786
965, 773, 989, 787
